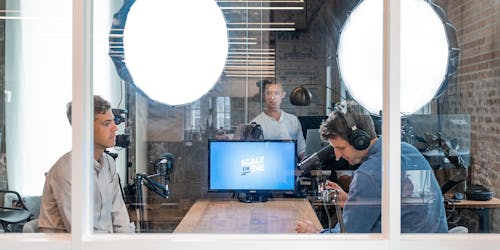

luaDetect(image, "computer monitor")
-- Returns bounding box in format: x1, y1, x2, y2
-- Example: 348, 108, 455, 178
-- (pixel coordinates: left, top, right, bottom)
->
298, 115, 328, 140
305, 129, 330, 157
208, 140, 296, 202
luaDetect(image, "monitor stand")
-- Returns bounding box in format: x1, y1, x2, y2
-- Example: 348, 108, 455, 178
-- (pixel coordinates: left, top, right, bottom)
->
238, 191, 270, 203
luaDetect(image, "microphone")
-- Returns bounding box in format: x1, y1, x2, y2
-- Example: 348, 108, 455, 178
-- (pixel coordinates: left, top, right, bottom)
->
155, 153, 175, 173
298, 144, 335, 171
154, 153, 175, 194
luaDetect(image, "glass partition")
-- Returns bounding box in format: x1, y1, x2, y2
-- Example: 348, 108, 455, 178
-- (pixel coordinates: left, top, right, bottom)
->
99, 0, 385, 234
400, 0, 500, 234
1, 0, 500, 249
1, 0, 72, 234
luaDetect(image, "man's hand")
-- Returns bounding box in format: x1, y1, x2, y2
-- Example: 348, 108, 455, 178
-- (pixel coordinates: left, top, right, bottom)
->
299, 152, 306, 161
296, 220, 321, 233
324, 180, 348, 208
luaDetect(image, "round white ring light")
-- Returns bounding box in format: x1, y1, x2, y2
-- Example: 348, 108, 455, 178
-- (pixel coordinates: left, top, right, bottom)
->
338, 0, 449, 114
123, 0, 228, 106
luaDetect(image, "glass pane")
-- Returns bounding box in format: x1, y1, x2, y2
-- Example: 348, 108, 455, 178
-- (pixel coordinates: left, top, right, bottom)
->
1, 0, 72, 233
391, 0, 451, 234
320, 0, 384, 233
92, 0, 385, 234
400, 0, 499, 234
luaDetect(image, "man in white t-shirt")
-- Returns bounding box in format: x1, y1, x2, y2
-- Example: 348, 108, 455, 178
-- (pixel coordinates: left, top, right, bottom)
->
252, 82, 306, 160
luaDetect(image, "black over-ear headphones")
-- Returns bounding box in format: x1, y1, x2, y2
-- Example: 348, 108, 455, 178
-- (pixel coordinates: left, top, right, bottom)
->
338, 111, 371, 150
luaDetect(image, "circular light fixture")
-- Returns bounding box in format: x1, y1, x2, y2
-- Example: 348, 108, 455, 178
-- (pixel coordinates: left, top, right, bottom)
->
109, 0, 228, 106
337, 0, 453, 115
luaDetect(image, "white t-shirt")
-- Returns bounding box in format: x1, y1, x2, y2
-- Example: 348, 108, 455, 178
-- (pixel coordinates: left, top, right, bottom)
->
251, 110, 306, 158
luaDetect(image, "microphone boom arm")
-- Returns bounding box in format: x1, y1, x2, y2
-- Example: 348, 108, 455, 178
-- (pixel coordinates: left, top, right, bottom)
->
136, 173, 170, 199
424, 132, 468, 194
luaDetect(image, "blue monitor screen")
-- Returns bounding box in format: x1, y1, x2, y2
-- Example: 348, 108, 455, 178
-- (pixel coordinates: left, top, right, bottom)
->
208, 140, 296, 192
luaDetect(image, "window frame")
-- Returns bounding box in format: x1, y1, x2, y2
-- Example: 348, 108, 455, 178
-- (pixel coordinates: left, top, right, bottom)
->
216, 96, 231, 129
2, 0, 500, 249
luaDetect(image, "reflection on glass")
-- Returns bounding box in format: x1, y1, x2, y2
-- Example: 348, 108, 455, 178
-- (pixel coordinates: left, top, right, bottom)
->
0, 1, 497, 248
1, 0, 72, 233
398, 0, 499, 234
403, 114, 474, 233
86, 0, 500, 237
107, 0, 386, 234
400, 148, 448, 233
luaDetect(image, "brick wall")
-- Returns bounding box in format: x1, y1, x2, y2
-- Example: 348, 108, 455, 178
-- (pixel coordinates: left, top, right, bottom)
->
274, 0, 361, 117
434, 0, 500, 232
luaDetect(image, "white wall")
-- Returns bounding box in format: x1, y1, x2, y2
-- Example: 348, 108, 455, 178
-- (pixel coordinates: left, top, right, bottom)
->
5, 0, 72, 196
4, 0, 124, 195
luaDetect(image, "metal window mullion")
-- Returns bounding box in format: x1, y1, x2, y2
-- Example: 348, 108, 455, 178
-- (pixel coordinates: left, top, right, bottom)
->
72, 0, 94, 249
382, 0, 401, 244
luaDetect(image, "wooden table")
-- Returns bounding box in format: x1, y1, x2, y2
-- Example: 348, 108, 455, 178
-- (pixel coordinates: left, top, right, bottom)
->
173, 198, 322, 233
445, 197, 500, 233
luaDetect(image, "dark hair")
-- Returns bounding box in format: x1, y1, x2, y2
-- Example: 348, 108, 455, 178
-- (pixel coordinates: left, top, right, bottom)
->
264, 81, 283, 91
319, 109, 377, 142
66, 95, 111, 125
257, 79, 272, 89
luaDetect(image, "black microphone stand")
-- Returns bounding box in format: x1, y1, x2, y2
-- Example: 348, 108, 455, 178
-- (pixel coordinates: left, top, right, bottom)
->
130, 171, 171, 232
423, 132, 468, 194
321, 189, 345, 233
125, 153, 174, 232
134, 173, 170, 231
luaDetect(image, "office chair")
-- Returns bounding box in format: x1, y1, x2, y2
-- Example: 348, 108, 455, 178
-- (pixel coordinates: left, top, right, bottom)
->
0, 190, 32, 232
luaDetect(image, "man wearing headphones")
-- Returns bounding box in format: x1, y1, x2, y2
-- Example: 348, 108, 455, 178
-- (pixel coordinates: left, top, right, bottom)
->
296, 108, 448, 233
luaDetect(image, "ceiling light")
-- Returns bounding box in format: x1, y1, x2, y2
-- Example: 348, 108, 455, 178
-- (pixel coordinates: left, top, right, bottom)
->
227, 55, 275, 58
228, 42, 258, 45
229, 37, 257, 40
227, 27, 295, 31
226, 74, 275, 78
228, 52, 274, 54
229, 48, 275, 51
220, 7, 304, 10
225, 66, 275, 69
227, 22, 295, 26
